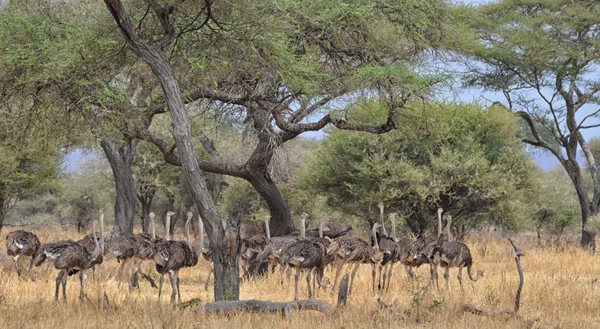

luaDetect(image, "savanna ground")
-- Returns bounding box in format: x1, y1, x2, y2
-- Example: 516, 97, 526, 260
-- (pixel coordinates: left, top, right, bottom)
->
0, 227, 598, 329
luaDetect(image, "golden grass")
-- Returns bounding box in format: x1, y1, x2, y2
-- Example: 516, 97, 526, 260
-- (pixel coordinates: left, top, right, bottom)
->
0, 228, 598, 329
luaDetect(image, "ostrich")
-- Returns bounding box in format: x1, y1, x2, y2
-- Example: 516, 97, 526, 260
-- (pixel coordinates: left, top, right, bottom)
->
329, 222, 384, 297
154, 211, 200, 303
129, 212, 160, 289
5, 229, 40, 280
433, 213, 484, 288
434, 239, 484, 288
279, 214, 334, 300
34, 220, 101, 301
240, 216, 270, 278
410, 208, 451, 289
253, 215, 300, 284
372, 219, 397, 293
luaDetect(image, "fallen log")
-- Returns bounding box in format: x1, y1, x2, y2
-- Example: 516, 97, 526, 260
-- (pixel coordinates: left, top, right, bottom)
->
204, 299, 336, 317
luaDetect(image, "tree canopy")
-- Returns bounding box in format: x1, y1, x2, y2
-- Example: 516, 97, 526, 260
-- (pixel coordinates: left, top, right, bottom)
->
302, 101, 538, 236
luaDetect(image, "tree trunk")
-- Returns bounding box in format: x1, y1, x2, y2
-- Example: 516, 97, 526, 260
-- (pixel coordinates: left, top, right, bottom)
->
562, 158, 597, 249
139, 193, 154, 233
103, 1, 240, 300
101, 138, 138, 237
246, 166, 294, 237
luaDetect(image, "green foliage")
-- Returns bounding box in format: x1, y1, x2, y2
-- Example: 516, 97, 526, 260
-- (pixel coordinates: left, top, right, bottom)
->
55, 154, 115, 227
532, 168, 579, 234
301, 101, 538, 234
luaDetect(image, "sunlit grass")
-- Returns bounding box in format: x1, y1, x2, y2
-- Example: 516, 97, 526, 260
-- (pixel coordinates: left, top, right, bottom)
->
0, 228, 598, 328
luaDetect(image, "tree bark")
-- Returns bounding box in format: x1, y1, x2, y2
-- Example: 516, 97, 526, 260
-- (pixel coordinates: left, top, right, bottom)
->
246, 167, 294, 236
561, 158, 597, 249
139, 191, 155, 233
101, 138, 138, 237
103, 0, 239, 301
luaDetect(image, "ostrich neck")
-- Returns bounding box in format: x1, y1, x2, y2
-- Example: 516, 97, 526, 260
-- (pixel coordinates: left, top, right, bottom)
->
264, 217, 271, 239
437, 210, 442, 238
185, 216, 192, 250
379, 205, 387, 236
372, 225, 380, 250
151, 216, 156, 239
319, 221, 323, 238
99, 212, 105, 254
91, 220, 100, 260
165, 215, 172, 241
300, 218, 306, 238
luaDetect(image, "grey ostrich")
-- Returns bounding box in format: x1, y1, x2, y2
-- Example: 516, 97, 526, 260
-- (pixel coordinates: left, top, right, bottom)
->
153, 211, 201, 303
34, 220, 101, 301
373, 213, 398, 293
433, 213, 484, 288
5, 229, 41, 280
279, 214, 334, 301
253, 215, 300, 284
128, 212, 160, 289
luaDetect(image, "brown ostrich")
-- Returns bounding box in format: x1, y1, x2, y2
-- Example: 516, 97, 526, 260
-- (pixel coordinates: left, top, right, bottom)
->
153, 211, 201, 303
34, 220, 101, 301
5, 230, 41, 280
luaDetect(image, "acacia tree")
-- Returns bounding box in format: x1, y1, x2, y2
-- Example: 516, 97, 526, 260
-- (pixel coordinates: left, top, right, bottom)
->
467, 0, 600, 248
114, 0, 464, 236
302, 101, 537, 237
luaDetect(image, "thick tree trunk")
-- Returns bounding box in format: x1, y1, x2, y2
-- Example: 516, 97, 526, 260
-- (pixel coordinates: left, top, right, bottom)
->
246, 167, 294, 236
103, 1, 240, 300
101, 138, 138, 237
562, 158, 597, 249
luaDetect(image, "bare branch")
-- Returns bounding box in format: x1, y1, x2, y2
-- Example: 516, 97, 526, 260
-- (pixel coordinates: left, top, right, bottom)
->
517, 111, 563, 160
133, 126, 247, 178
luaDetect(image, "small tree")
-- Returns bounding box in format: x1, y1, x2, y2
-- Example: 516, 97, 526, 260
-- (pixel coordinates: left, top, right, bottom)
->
302, 101, 538, 236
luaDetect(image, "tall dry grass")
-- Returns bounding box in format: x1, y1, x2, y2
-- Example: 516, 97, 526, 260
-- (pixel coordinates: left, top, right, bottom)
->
0, 227, 598, 329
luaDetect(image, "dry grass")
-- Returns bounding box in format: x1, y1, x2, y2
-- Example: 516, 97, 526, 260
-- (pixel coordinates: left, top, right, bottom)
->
0, 228, 599, 329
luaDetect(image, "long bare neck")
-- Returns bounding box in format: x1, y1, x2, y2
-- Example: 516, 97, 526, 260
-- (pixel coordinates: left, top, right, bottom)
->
99, 210, 105, 253
185, 216, 192, 250
300, 217, 306, 238
390, 214, 397, 240
165, 214, 172, 241
91, 220, 100, 258
446, 215, 453, 241
371, 225, 380, 250
319, 221, 323, 238
378, 203, 388, 236
264, 217, 271, 239
150, 214, 156, 239
437, 209, 443, 238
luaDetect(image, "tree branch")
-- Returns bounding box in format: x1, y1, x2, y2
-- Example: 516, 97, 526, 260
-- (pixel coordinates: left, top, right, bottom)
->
517, 111, 563, 161
133, 126, 248, 178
